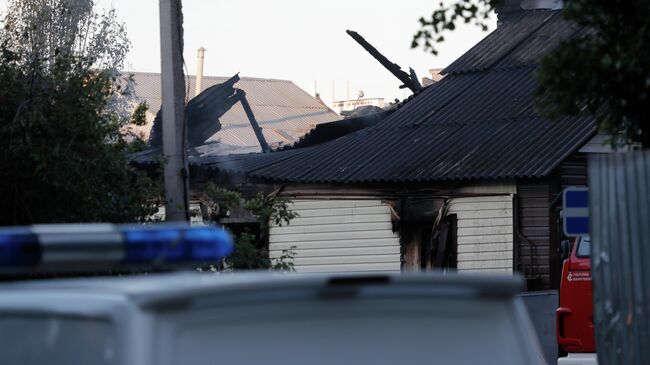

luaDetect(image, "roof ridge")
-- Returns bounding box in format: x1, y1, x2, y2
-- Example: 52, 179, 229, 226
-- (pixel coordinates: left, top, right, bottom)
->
489, 63, 539, 73
204, 75, 294, 83
243, 103, 329, 109
121, 71, 161, 76
127, 71, 294, 84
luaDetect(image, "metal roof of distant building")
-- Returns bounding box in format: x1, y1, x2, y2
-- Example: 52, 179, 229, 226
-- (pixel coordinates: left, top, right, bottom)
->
192, 10, 597, 184
130, 73, 340, 153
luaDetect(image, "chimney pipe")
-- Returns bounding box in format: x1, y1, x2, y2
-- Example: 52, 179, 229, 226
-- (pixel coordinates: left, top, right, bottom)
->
195, 47, 206, 97
496, 0, 562, 25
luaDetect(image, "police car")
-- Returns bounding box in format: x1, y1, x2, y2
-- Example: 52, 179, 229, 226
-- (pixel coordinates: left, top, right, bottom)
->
0, 224, 547, 365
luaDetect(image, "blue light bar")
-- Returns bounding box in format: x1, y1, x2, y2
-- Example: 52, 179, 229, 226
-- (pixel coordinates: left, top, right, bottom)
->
0, 224, 234, 270
122, 225, 234, 263
0, 227, 41, 266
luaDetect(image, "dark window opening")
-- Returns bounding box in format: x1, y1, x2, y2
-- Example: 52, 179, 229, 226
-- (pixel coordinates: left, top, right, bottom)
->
402, 215, 457, 272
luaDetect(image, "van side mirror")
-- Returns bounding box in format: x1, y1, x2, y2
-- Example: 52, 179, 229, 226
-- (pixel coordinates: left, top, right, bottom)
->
560, 240, 571, 261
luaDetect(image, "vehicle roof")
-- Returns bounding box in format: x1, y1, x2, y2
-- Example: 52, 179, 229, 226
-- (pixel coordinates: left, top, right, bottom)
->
0, 272, 523, 310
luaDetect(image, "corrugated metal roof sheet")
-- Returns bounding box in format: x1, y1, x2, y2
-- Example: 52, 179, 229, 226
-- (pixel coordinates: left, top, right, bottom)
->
192, 9, 597, 184
443, 11, 580, 75
277, 110, 393, 151
131, 73, 340, 153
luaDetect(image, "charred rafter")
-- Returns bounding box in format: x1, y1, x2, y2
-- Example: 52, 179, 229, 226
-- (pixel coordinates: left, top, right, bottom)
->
346, 30, 422, 93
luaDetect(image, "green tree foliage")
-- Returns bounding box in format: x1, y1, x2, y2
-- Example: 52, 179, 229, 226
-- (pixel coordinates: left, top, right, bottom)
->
205, 184, 297, 271
412, 0, 650, 148
0, 0, 161, 225
411, 0, 497, 55
2, 0, 130, 72
537, 0, 650, 148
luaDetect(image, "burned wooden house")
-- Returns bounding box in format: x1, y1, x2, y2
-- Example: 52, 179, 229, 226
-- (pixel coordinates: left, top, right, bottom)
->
169, 5, 624, 291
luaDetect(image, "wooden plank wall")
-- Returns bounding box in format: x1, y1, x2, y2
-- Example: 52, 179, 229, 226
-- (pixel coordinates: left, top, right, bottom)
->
517, 181, 552, 290
516, 153, 588, 290
560, 153, 588, 188
269, 199, 401, 273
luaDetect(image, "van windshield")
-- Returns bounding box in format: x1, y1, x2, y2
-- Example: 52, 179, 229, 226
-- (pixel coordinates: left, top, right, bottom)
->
577, 236, 591, 258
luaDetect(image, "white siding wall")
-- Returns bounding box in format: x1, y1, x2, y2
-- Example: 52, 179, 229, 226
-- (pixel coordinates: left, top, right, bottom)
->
270, 199, 401, 273
448, 185, 515, 274
579, 133, 639, 153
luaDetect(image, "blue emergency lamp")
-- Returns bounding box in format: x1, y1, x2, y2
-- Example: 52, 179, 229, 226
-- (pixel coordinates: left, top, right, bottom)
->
123, 225, 234, 263
0, 224, 234, 271
0, 227, 41, 266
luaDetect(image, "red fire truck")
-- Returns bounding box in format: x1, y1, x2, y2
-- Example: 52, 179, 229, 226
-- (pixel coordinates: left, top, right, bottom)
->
557, 236, 597, 365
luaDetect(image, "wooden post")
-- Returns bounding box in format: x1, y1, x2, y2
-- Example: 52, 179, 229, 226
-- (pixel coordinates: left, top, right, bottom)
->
159, 0, 189, 221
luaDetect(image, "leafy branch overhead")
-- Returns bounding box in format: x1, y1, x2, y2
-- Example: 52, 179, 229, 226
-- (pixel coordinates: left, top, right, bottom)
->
412, 0, 499, 55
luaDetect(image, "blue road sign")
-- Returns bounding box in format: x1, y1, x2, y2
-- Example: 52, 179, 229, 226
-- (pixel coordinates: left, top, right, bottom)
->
563, 187, 589, 236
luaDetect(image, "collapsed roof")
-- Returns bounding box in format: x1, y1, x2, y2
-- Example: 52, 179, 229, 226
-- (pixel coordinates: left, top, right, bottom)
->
131, 73, 341, 154
195, 10, 597, 184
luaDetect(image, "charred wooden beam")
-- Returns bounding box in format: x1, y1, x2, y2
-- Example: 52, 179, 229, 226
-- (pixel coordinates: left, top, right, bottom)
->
235, 89, 270, 153
346, 29, 422, 93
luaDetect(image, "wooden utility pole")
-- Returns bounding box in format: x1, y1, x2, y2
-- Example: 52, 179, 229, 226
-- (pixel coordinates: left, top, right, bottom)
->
159, 0, 189, 221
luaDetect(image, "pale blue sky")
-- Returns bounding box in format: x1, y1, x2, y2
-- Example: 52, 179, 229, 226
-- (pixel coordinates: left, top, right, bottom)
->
1, 0, 496, 105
